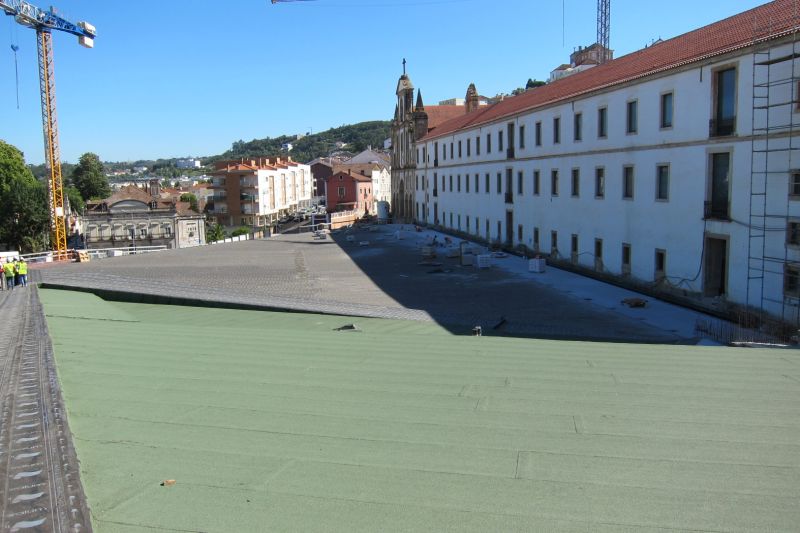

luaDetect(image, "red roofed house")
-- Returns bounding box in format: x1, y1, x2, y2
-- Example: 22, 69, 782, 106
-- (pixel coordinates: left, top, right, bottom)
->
392, 0, 800, 327
325, 170, 374, 215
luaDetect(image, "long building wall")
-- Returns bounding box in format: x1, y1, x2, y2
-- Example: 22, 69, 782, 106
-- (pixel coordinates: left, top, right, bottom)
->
409, 38, 800, 323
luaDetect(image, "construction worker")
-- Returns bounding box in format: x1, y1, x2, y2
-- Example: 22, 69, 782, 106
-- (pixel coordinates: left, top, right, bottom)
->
16, 257, 27, 287
3, 259, 15, 290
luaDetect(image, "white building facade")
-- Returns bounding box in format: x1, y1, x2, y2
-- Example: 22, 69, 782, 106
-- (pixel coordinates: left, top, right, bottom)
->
402, 0, 799, 326
211, 158, 312, 227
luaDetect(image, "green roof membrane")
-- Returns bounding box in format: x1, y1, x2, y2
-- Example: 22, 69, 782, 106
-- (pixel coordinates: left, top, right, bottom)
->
40, 289, 800, 532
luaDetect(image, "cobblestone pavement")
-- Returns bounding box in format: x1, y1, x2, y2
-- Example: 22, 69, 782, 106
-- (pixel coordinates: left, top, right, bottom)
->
38, 227, 685, 343
0, 287, 92, 532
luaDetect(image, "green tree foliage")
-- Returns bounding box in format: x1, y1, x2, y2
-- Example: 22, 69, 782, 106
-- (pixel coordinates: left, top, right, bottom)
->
231, 226, 250, 237
206, 223, 225, 242
511, 79, 547, 96
180, 193, 198, 212
71, 152, 110, 200
64, 185, 85, 214
207, 121, 391, 165
0, 140, 50, 252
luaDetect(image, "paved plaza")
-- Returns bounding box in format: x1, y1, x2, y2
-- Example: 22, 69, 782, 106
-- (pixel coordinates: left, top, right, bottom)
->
36, 225, 712, 343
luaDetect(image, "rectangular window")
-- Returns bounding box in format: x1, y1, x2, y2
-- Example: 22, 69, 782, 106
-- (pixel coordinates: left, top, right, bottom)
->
337, 186, 345, 198
475, 174, 479, 194
458, 141, 462, 158
457, 174, 461, 192
533, 227, 540, 250
788, 220, 800, 246
485, 173, 490, 193
466, 215, 470, 231
553, 117, 561, 144
785, 264, 800, 297
551, 170, 559, 196
485, 219, 490, 240
458, 214, 461, 230
594, 239, 603, 270
535, 121, 542, 146
574, 112, 582, 141
623, 166, 634, 199
476, 136, 481, 155
467, 138, 471, 157
475, 217, 479, 234
571, 234, 579, 263
626, 100, 638, 134
441, 174, 445, 191
498, 130, 504, 151
487, 133, 492, 153
533, 170, 540, 196
449, 212, 453, 227
416, 149, 420, 164
595, 167, 605, 198
707, 153, 730, 219
655, 249, 666, 281
518, 224, 523, 242
519, 125, 525, 149
140, 228, 147, 237
621, 243, 631, 274
656, 164, 670, 201
791, 171, 800, 197
551, 230, 558, 256
661, 92, 674, 128
598, 107, 607, 138
466, 174, 470, 193
497, 173, 502, 194
713, 67, 737, 136
450, 142, 454, 159
442, 143, 446, 161
571, 168, 580, 197
449, 175, 453, 192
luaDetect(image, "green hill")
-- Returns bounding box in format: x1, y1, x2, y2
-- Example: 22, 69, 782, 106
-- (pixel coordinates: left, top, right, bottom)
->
208, 120, 391, 164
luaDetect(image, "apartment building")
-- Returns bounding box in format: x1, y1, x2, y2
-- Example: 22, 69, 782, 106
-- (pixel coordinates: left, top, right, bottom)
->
394, 0, 800, 325
210, 157, 312, 227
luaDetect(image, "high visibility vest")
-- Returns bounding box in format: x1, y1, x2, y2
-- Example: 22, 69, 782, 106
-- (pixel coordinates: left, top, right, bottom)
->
17, 262, 27, 275
2, 263, 14, 277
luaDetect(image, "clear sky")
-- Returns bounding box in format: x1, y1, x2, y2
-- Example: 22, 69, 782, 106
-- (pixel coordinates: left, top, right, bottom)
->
0, 0, 769, 165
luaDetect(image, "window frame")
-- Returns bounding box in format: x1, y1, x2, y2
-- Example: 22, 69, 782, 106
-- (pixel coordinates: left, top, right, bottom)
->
574, 112, 582, 141
594, 167, 605, 198
571, 167, 580, 197
598, 106, 608, 138
551, 169, 559, 197
626, 99, 638, 134
656, 164, 670, 201
660, 91, 674, 129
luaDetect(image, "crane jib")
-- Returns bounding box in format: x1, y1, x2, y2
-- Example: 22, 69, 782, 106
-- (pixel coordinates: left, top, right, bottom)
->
0, 0, 95, 38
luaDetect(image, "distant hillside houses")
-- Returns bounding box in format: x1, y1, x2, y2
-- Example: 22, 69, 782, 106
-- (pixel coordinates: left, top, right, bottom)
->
176, 158, 202, 169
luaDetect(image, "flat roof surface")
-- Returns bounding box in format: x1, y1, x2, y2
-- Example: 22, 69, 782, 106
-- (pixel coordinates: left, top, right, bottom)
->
41, 288, 800, 532
38, 225, 711, 343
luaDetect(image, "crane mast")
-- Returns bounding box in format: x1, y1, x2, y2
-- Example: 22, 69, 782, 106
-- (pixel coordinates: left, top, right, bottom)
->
597, 0, 610, 63
1, 0, 95, 260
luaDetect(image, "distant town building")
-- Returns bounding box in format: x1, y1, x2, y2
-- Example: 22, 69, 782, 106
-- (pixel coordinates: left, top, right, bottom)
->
325, 170, 374, 214
176, 158, 202, 169
132, 166, 149, 174
83, 180, 205, 250
549, 43, 613, 82
281, 142, 293, 152
209, 157, 312, 227
392, 0, 800, 327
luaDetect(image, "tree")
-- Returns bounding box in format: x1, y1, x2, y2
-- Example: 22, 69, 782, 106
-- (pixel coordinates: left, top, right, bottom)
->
64, 185, 85, 214
180, 192, 198, 212
0, 140, 50, 252
71, 152, 110, 200
526, 78, 546, 89
206, 223, 225, 242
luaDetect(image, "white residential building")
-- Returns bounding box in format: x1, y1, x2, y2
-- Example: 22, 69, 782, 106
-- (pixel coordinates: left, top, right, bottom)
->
210, 157, 312, 227
394, 0, 800, 327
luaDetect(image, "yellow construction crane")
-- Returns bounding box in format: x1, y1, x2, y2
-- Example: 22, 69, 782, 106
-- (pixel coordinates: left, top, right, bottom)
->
1, 1, 95, 260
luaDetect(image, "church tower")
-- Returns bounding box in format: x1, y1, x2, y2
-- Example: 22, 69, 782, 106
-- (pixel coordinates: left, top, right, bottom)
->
390, 62, 419, 221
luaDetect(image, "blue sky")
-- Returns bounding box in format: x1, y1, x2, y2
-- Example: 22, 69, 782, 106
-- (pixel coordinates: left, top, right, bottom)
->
0, 0, 768, 164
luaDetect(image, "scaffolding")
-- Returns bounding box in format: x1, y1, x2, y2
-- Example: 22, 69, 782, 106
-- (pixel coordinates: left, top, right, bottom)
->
747, 3, 800, 330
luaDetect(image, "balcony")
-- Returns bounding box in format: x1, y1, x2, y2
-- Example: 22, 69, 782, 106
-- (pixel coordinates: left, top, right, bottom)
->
240, 194, 258, 203
704, 200, 730, 220
504, 192, 514, 204
240, 179, 258, 189
506, 147, 515, 159
709, 117, 735, 137
212, 193, 227, 201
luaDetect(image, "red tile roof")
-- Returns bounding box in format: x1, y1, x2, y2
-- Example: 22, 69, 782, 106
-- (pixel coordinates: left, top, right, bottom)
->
423, 0, 798, 141
423, 105, 467, 130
